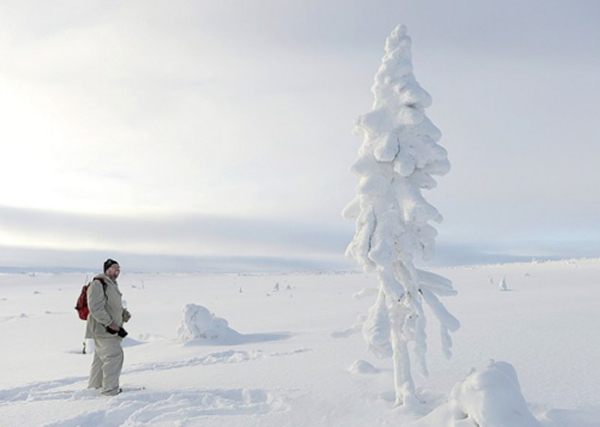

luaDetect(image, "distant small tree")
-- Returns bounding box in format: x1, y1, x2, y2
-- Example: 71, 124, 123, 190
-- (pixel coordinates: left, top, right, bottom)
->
499, 277, 508, 291
344, 25, 459, 407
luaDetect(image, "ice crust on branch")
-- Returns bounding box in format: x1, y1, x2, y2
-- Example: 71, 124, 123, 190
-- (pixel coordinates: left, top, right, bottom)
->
345, 24, 459, 406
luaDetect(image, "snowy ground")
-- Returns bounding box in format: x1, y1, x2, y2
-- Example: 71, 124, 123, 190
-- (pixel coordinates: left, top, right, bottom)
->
1, 259, 599, 426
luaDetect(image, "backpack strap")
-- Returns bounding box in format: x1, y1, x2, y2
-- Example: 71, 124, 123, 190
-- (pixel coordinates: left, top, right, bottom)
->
94, 277, 108, 297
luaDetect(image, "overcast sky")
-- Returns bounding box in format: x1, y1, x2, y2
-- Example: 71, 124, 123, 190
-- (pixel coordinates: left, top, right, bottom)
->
1, 0, 599, 272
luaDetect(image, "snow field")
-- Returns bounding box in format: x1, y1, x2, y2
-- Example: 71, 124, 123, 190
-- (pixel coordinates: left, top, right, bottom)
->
1, 260, 599, 426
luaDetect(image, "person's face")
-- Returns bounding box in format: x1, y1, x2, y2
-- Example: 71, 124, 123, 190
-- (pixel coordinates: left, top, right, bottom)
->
107, 263, 120, 279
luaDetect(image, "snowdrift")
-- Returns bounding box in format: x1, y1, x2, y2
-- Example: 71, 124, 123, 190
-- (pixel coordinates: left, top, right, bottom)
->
410, 360, 541, 427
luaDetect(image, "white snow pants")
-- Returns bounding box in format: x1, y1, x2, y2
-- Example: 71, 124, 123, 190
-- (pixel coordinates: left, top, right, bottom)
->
88, 337, 124, 395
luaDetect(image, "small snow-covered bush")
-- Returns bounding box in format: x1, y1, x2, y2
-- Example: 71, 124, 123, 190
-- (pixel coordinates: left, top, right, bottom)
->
348, 360, 379, 375
410, 360, 541, 426
177, 304, 231, 342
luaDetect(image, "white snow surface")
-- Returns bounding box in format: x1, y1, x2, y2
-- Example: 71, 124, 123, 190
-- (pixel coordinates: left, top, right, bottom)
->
1, 259, 600, 426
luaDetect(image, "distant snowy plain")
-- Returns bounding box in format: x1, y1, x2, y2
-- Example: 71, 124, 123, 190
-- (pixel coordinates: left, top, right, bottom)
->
1, 259, 599, 426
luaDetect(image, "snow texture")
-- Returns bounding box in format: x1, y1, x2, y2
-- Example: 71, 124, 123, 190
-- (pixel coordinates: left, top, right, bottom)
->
344, 24, 458, 405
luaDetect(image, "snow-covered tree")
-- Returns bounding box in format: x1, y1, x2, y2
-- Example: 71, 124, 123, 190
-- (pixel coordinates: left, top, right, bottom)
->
499, 277, 508, 291
344, 25, 459, 407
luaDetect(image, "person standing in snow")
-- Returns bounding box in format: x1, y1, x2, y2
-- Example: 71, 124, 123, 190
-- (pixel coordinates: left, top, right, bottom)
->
86, 259, 131, 396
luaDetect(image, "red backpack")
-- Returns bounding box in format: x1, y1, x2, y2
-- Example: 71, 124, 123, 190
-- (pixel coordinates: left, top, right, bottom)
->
75, 278, 107, 320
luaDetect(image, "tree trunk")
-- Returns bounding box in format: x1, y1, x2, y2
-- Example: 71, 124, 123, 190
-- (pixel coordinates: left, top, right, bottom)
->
390, 306, 416, 406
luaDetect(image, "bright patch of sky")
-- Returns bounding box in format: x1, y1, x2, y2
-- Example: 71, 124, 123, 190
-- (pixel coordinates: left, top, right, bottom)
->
1, 0, 599, 271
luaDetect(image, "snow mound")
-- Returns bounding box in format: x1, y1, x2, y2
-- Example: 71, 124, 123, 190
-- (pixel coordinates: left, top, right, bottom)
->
410, 360, 541, 426
177, 304, 237, 342
348, 360, 379, 375
352, 287, 378, 299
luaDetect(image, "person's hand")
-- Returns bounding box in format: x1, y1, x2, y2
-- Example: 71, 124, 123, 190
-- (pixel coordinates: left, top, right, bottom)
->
106, 323, 120, 334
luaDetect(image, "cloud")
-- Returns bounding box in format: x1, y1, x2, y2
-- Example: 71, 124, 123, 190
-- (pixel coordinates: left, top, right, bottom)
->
0, 245, 354, 273
2, 204, 598, 272
0, 205, 355, 269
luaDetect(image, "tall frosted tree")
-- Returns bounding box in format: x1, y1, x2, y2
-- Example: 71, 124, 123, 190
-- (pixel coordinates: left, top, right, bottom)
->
344, 25, 459, 407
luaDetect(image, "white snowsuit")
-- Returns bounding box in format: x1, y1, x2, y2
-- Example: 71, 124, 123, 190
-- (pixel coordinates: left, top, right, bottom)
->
85, 273, 126, 395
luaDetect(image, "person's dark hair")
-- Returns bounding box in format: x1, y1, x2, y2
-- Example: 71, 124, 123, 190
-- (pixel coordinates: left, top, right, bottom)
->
103, 259, 119, 273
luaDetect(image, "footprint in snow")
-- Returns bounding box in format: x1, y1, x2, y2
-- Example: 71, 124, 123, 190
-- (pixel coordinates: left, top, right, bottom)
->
125, 349, 265, 374
0, 376, 88, 403
124, 348, 310, 375
40, 388, 287, 427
